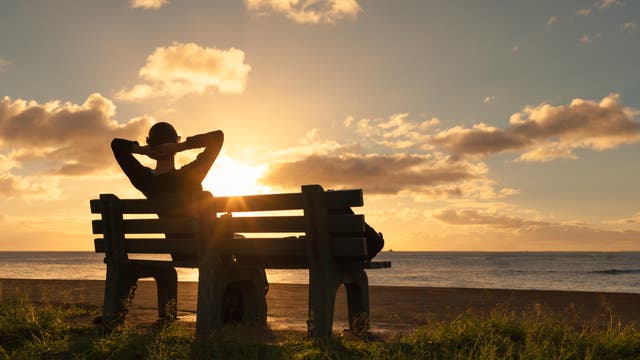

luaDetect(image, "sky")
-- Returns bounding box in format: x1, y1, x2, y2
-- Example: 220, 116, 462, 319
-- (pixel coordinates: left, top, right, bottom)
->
1, 0, 639, 251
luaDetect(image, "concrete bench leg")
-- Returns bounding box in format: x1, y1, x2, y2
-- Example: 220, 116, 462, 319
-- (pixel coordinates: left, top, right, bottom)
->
307, 278, 340, 340
237, 268, 268, 325
103, 262, 136, 325
197, 281, 226, 335
219, 267, 268, 325
344, 269, 370, 333
154, 267, 178, 319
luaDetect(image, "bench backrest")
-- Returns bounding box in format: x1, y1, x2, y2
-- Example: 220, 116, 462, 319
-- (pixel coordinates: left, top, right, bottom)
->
91, 185, 370, 268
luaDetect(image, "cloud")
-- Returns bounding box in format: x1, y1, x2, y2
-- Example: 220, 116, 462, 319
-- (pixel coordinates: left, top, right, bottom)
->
547, 16, 558, 25
0, 93, 152, 179
431, 94, 640, 162
623, 22, 637, 32
433, 208, 640, 249
256, 127, 516, 198
597, 0, 624, 9
131, 0, 168, 9
609, 212, 640, 224
260, 152, 484, 194
0, 57, 10, 74
345, 113, 439, 150
117, 42, 251, 101
245, 0, 361, 24
433, 208, 549, 229
578, 33, 601, 43
577, 8, 592, 16
483, 96, 496, 104
0, 174, 59, 199
0, 153, 18, 172
577, 0, 623, 16
260, 93, 638, 198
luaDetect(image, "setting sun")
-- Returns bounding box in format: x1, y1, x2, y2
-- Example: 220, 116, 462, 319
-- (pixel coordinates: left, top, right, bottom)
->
202, 154, 271, 196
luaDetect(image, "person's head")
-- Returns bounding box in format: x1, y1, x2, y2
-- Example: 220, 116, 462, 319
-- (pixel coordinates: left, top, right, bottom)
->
147, 122, 179, 147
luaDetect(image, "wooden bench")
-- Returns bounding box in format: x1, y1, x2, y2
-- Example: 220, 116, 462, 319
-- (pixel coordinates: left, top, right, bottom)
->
91, 184, 391, 339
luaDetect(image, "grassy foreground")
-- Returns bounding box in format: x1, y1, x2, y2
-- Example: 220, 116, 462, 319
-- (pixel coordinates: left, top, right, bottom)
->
1, 299, 640, 359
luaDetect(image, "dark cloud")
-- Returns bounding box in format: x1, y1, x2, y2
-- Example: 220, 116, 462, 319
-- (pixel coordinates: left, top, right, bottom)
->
0, 93, 152, 176
260, 153, 482, 194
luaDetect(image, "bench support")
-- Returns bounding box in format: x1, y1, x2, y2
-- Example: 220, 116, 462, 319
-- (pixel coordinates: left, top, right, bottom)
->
303, 185, 371, 339
344, 269, 370, 333
196, 201, 268, 335
103, 259, 180, 323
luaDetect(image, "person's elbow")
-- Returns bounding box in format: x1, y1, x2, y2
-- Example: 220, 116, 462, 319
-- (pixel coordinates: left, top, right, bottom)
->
111, 138, 121, 151
215, 130, 224, 146
111, 138, 131, 153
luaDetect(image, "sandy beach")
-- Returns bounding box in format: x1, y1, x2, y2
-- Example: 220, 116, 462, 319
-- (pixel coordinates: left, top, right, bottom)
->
2, 278, 639, 336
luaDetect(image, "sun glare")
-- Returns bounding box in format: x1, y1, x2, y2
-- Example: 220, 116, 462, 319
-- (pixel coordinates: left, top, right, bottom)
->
202, 155, 271, 196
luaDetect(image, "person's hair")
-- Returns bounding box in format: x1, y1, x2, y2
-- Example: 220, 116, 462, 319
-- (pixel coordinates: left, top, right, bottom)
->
147, 122, 178, 146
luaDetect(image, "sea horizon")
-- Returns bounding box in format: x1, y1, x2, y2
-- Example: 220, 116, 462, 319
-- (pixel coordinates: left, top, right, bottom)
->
2, 251, 640, 294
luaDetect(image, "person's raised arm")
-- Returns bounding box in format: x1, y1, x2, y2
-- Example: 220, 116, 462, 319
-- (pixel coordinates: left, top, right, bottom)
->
111, 138, 153, 187
179, 130, 224, 183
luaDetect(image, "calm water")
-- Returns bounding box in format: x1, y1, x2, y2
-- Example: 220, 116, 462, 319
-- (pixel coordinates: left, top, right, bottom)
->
1, 251, 639, 293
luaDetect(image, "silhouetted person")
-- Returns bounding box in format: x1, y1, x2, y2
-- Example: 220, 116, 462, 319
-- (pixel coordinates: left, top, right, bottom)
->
112, 122, 250, 322
112, 122, 223, 262
111, 122, 222, 211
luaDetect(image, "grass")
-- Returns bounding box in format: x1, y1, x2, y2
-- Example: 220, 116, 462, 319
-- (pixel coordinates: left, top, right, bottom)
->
1, 299, 639, 359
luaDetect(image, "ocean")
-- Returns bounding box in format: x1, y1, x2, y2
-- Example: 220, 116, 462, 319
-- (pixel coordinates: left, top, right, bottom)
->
1, 251, 639, 293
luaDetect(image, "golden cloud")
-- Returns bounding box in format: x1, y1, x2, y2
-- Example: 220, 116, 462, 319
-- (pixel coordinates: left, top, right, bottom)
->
130, 0, 168, 9
431, 94, 639, 162
117, 42, 251, 101
0, 174, 59, 199
245, 0, 361, 24
345, 113, 439, 150
433, 208, 549, 229
0, 93, 152, 178
433, 207, 640, 249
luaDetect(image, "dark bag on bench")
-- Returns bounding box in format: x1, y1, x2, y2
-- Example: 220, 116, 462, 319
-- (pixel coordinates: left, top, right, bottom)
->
330, 207, 384, 260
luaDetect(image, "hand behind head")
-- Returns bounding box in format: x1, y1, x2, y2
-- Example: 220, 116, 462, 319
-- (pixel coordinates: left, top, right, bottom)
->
150, 142, 181, 159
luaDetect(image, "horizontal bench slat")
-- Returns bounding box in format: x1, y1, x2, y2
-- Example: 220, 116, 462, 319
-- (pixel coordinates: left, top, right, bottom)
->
90, 199, 102, 213
228, 216, 305, 233
326, 189, 363, 209
93, 215, 364, 236
327, 214, 365, 233
231, 259, 388, 270
331, 237, 367, 258
222, 236, 367, 259
91, 193, 305, 214
90, 188, 364, 215
94, 238, 196, 255
129, 259, 198, 268
92, 218, 195, 234
212, 193, 303, 212
91, 198, 196, 214
225, 214, 364, 233
223, 237, 306, 257
339, 261, 392, 269
95, 235, 368, 259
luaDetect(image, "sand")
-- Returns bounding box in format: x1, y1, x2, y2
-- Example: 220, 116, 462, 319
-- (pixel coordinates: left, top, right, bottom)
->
2, 278, 639, 336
